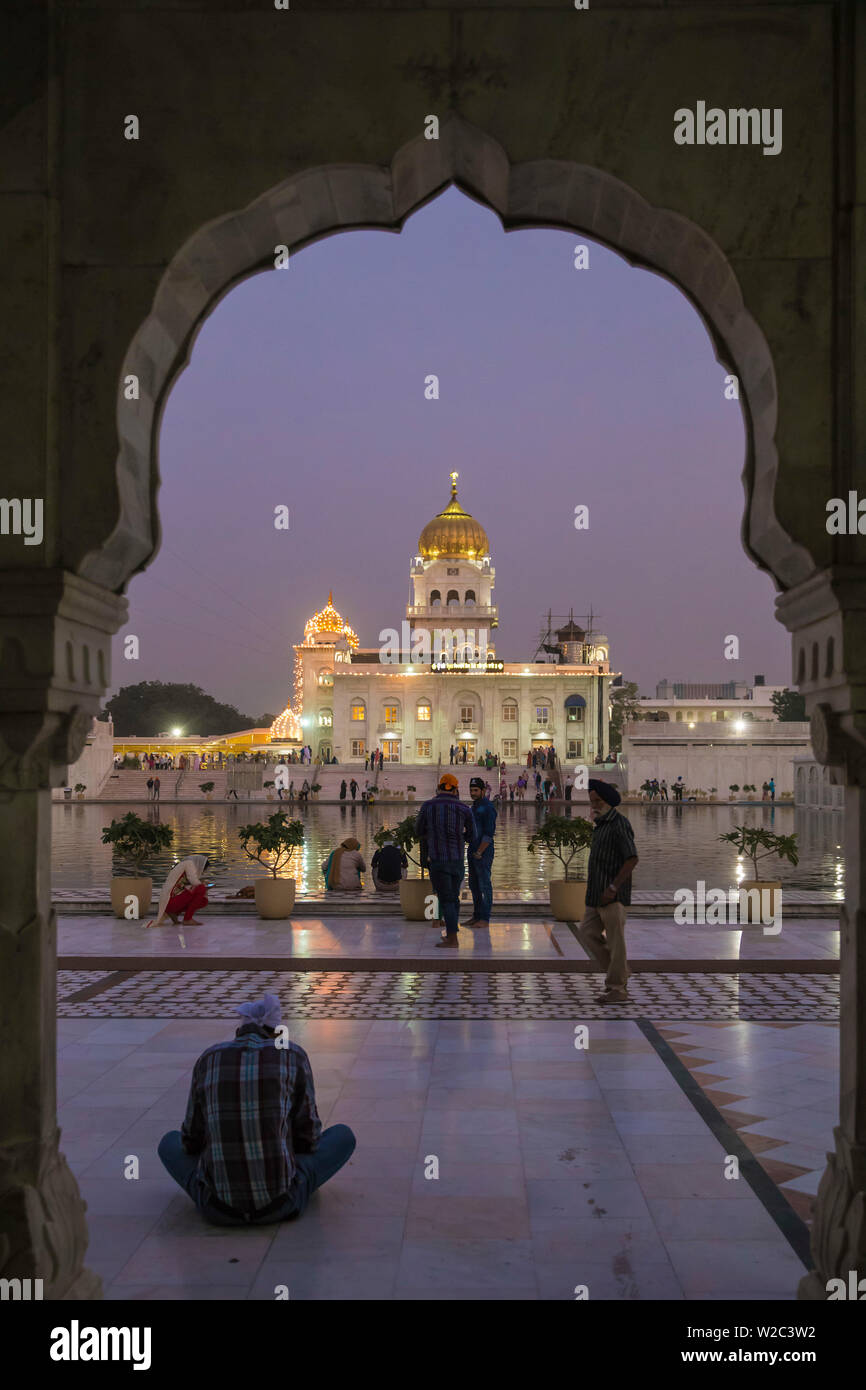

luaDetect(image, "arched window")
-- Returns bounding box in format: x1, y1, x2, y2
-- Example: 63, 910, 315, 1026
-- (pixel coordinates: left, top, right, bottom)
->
318, 667, 334, 687
318, 708, 333, 728
416, 700, 432, 722
501, 698, 518, 723
350, 700, 366, 722
446, 589, 459, 607
383, 701, 401, 725
565, 694, 586, 723
464, 589, 476, 606
430, 590, 441, 607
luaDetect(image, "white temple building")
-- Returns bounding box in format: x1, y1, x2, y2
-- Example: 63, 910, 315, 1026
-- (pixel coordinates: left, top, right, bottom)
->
270, 474, 615, 768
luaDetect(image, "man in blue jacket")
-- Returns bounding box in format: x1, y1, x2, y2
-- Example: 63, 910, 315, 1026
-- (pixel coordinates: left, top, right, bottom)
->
464, 775, 497, 927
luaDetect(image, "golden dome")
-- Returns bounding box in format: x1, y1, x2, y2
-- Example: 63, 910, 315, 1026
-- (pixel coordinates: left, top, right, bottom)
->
270, 705, 302, 741
418, 473, 489, 560
303, 592, 359, 646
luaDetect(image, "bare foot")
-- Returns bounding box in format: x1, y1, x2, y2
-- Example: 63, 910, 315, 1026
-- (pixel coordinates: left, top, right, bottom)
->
184, 918, 204, 926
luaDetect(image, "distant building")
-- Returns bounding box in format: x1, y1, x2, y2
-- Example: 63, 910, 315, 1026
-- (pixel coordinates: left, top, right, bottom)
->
639, 678, 789, 725
269, 473, 615, 766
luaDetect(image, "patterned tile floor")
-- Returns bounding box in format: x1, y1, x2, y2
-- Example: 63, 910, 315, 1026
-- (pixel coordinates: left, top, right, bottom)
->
57, 968, 839, 1021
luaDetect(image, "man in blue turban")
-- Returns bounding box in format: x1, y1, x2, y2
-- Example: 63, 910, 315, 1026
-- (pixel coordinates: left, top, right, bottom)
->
576, 781, 639, 1003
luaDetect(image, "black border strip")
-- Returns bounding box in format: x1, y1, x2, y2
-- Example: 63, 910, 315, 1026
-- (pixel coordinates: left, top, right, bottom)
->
636, 1018, 813, 1269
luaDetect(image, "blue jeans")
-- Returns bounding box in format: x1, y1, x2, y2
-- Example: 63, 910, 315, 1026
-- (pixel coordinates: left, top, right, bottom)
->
427, 858, 465, 935
468, 845, 494, 922
157, 1124, 356, 1225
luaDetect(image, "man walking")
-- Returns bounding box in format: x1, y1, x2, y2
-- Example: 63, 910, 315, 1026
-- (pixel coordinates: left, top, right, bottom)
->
153, 775, 161, 802
415, 772, 474, 948
350, 777, 358, 802
464, 776, 497, 928
575, 779, 639, 1004
769, 776, 776, 802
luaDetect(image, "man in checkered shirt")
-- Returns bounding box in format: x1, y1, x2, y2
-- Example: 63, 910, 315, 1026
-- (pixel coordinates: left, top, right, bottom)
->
158, 993, 355, 1223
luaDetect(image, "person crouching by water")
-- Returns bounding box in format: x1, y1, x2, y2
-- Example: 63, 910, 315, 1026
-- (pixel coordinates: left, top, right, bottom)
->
371, 832, 408, 894
158, 993, 356, 1225
575, 780, 639, 1004
145, 854, 209, 928
322, 836, 365, 892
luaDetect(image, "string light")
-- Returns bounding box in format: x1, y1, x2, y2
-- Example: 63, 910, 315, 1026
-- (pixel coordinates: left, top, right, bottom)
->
270, 593, 358, 742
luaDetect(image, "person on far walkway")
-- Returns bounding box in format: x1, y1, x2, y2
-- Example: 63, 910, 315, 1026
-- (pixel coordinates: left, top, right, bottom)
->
465, 776, 497, 928
350, 777, 358, 802
146, 776, 154, 801
157, 993, 355, 1226
449, 745, 455, 765
575, 780, 639, 1005
673, 776, 684, 803
660, 779, 668, 801
565, 775, 574, 802
339, 779, 347, 802
153, 775, 161, 802
415, 773, 474, 949
300, 779, 310, 803
769, 776, 776, 802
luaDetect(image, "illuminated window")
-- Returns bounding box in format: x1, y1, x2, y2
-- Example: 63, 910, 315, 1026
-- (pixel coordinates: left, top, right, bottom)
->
566, 706, 584, 723
318, 709, 333, 728
416, 700, 432, 721
351, 739, 366, 757
535, 705, 550, 725
502, 739, 517, 759
460, 705, 475, 726
318, 668, 334, 687
502, 700, 518, 722
350, 700, 366, 722
416, 738, 432, 758
384, 703, 400, 724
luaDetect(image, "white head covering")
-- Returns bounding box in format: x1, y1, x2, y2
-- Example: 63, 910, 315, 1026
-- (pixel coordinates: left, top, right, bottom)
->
235, 993, 282, 1029
153, 854, 209, 926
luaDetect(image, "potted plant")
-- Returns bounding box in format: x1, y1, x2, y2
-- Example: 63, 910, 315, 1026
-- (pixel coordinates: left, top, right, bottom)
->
310, 782, 322, 800
199, 781, 215, 800
527, 814, 596, 921
374, 816, 429, 920
238, 810, 305, 919
101, 812, 173, 919
406, 785, 416, 802
718, 825, 799, 926
728, 784, 740, 801
74, 782, 87, 800
264, 780, 275, 801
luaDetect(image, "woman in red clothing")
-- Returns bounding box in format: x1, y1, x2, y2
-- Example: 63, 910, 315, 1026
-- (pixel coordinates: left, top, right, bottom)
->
145, 854, 210, 928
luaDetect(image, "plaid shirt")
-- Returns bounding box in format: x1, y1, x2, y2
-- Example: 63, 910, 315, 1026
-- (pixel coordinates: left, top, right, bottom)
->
415, 792, 474, 863
585, 808, 638, 908
181, 1022, 321, 1214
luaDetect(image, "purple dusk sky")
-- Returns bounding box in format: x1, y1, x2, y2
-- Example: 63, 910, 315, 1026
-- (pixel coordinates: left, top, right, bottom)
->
110, 187, 790, 722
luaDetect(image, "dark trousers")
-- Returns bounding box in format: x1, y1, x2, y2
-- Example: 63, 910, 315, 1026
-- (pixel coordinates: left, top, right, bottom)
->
428, 858, 465, 935
468, 845, 494, 922
158, 1125, 356, 1225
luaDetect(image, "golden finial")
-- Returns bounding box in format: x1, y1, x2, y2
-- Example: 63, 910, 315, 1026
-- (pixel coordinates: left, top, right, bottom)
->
450, 470, 459, 500
327, 590, 333, 605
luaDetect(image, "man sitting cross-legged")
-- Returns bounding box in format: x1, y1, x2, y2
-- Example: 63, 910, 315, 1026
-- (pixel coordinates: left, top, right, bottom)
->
158, 993, 356, 1224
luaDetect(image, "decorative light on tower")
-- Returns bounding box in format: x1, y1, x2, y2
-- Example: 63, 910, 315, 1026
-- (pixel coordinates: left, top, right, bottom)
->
269, 593, 358, 743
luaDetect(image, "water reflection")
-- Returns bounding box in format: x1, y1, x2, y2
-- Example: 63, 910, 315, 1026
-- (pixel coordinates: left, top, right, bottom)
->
53, 801, 845, 898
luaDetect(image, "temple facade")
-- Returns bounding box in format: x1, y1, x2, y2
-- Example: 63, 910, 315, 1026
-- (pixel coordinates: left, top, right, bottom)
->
271, 474, 614, 767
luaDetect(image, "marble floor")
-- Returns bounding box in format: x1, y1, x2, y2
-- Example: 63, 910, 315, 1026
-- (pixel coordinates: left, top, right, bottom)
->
59, 1014, 837, 1300
58, 913, 840, 965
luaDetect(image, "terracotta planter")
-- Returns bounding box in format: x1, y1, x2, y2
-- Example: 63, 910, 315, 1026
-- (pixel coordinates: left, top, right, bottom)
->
738, 881, 782, 926
111, 876, 153, 920
549, 878, 587, 922
400, 877, 432, 921
254, 877, 296, 919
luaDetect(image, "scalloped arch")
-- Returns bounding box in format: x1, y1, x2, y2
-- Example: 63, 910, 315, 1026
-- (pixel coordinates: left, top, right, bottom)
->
83, 115, 813, 593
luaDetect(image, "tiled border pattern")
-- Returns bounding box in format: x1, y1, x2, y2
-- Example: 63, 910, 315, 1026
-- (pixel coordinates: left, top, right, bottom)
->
57, 969, 839, 1021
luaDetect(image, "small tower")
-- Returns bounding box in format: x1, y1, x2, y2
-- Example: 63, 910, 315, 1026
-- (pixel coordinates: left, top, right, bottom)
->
408, 472, 497, 661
